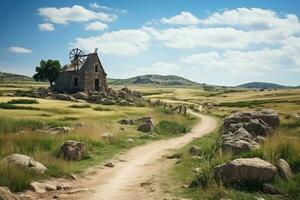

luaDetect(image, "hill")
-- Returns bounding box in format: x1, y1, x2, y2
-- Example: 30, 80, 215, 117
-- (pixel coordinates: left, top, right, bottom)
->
237, 82, 288, 89
108, 74, 200, 86
0, 71, 33, 82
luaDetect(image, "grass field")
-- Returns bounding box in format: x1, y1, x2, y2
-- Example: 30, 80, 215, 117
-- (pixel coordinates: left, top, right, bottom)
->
0, 82, 197, 192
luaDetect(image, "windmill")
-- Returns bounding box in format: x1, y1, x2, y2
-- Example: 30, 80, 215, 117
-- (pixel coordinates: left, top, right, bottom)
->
69, 48, 88, 71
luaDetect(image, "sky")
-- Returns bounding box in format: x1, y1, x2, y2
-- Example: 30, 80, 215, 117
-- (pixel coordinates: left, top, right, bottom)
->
0, 0, 300, 86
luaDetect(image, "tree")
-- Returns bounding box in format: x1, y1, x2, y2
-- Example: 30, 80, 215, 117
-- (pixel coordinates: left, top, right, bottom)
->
33, 60, 62, 87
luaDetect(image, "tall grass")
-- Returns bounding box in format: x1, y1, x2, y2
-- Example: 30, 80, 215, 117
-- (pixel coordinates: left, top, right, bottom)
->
0, 102, 40, 110
154, 120, 187, 135
7, 99, 38, 104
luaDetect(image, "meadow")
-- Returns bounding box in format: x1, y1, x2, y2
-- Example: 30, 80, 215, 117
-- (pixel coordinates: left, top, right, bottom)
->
0, 81, 197, 192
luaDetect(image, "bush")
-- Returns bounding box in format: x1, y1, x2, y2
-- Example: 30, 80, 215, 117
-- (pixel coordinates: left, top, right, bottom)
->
69, 104, 91, 108
93, 106, 112, 111
154, 121, 187, 135
7, 99, 38, 104
0, 103, 40, 110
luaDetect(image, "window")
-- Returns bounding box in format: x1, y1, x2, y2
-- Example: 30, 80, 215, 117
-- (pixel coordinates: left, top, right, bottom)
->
95, 64, 98, 72
74, 78, 78, 86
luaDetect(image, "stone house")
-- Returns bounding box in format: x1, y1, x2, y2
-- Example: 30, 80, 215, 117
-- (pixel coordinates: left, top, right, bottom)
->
54, 51, 107, 93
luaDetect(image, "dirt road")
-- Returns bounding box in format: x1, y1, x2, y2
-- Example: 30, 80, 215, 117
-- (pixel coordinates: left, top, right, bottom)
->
31, 112, 217, 200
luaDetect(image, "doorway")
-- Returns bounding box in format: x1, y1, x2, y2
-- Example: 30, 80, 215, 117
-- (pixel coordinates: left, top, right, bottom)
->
95, 79, 99, 91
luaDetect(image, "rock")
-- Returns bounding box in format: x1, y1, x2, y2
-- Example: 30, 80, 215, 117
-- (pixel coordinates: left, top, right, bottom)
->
58, 140, 86, 160
118, 119, 134, 125
188, 146, 202, 156
67, 189, 89, 194
214, 158, 277, 186
104, 161, 115, 167
17, 194, 34, 200
137, 123, 152, 133
70, 173, 77, 180
101, 132, 113, 142
0, 187, 20, 200
29, 182, 46, 194
255, 136, 266, 144
244, 119, 272, 137
136, 117, 153, 126
262, 184, 282, 195
56, 183, 71, 190
253, 110, 280, 129
55, 94, 75, 101
45, 183, 56, 191
277, 158, 293, 180
166, 153, 181, 159
1, 154, 47, 174
127, 138, 134, 143
222, 139, 258, 155
72, 92, 88, 100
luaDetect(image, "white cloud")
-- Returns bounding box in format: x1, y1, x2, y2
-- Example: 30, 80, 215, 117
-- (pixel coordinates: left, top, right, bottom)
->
145, 26, 252, 49
38, 23, 55, 31
180, 44, 300, 74
85, 21, 108, 31
136, 62, 181, 75
9, 46, 32, 54
72, 29, 151, 55
38, 5, 117, 24
161, 12, 199, 25
201, 8, 300, 32
89, 2, 127, 13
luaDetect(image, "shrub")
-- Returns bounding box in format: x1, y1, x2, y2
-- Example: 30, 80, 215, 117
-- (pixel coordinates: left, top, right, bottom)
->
7, 99, 38, 104
154, 120, 187, 135
93, 106, 112, 111
0, 103, 40, 110
69, 104, 91, 108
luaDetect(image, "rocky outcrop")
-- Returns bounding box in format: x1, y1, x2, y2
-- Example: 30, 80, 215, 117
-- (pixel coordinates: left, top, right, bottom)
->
277, 158, 293, 180
0, 187, 20, 200
58, 140, 86, 160
214, 158, 277, 186
221, 110, 279, 154
1, 154, 47, 174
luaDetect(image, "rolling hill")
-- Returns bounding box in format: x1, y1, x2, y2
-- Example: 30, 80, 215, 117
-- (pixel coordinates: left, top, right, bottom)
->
0, 71, 33, 82
238, 82, 288, 89
108, 74, 200, 86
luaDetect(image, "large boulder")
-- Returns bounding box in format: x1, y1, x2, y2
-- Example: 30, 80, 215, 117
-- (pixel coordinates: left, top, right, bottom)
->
1, 154, 47, 174
221, 139, 259, 155
55, 94, 75, 101
214, 158, 277, 186
137, 123, 152, 133
277, 158, 293, 180
58, 140, 86, 160
244, 119, 272, 137
0, 187, 19, 200
72, 92, 88, 100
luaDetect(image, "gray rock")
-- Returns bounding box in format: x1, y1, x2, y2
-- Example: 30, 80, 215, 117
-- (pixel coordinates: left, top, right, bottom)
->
137, 123, 152, 133
188, 146, 202, 156
56, 183, 71, 190
104, 161, 115, 167
214, 158, 277, 186
118, 119, 134, 125
29, 182, 46, 194
0, 187, 19, 200
277, 158, 293, 180
101, 132, 113, 142
244, 119, 272, 137
58, 140, 86, 160
55, 94, 75, 101
262, 184, 283, 195
1, 154, 47, 174
72, 92, 88, 100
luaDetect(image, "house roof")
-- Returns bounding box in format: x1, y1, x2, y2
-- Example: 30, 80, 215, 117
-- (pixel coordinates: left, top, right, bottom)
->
62, 52, 107, 75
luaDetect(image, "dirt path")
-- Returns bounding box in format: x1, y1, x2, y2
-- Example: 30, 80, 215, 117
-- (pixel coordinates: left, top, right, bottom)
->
30, 112, 217, 200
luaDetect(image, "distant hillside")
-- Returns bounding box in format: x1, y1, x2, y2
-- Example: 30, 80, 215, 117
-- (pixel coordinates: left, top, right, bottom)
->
0, 71, 33, 82
238, 82, 288, 89
108, 74, 200, 86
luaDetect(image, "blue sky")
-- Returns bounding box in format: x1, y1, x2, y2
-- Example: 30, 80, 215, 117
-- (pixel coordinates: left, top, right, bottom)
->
1, 0, 300, 86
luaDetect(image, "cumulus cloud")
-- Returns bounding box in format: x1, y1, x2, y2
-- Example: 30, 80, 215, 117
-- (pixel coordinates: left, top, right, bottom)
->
161, 12, 199, 25
85, 21, 108, 31
9, 46, 32, 54
38, 23, 55, 31
38, 5, 117, 24
72, 29, 151, 55
137, 62, 181, 74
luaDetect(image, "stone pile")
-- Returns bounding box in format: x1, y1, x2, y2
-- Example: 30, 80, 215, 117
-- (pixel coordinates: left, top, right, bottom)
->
15, 87, 143, 106
118, 116, 154, 133
221, 110, 279, 154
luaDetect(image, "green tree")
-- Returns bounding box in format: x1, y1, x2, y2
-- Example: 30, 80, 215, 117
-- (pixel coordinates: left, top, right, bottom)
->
33, 60, 61, 87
